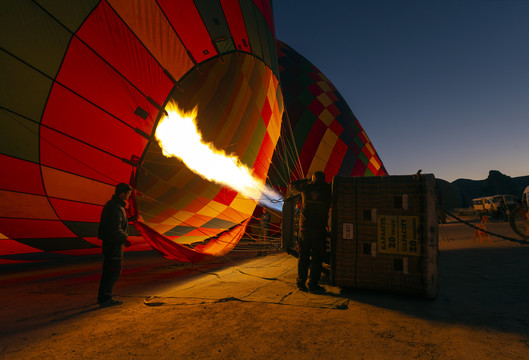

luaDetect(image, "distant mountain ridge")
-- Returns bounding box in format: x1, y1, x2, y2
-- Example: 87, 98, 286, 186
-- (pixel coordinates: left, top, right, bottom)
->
438, 170, 529, 209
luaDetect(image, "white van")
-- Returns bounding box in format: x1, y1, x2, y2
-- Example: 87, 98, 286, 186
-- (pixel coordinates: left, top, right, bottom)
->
472, 197, 493, 214
473, 195, 517, 217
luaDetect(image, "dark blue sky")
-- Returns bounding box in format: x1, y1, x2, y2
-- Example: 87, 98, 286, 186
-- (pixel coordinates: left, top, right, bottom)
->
273, 0, 529, 182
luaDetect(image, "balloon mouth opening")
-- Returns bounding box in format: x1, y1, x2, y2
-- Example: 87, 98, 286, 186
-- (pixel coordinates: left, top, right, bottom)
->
154, 101, 282, 211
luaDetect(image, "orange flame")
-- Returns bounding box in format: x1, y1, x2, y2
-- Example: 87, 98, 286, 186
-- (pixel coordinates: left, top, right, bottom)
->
155, 102, 281, 207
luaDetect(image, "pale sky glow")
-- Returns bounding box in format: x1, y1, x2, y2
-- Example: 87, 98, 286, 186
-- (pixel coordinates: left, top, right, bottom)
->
274, 0, 529, 182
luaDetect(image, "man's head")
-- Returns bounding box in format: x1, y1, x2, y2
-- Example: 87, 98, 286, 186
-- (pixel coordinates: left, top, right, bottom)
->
312, 171, 326, 183
115, 183, 133, 201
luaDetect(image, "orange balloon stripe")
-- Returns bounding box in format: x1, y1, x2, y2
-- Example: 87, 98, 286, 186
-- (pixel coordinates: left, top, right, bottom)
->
108, 0, 195, 80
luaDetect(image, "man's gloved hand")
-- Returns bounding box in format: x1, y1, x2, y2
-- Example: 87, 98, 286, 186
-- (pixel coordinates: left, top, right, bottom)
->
128, 214, 138, 222
124, 239, 132, 247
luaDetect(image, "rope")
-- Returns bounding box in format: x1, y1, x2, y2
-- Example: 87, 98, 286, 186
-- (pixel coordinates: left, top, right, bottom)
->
443, 209, 529, 245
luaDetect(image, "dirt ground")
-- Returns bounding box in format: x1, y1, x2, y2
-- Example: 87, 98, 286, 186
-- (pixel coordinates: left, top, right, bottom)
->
1, 219, 529, 360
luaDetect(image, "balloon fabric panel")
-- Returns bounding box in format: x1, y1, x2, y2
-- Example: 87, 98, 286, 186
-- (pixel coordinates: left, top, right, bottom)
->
33, 0, 100, 33
49, 198, 103, 223
18, 236, 98, 253
134, 218, 250, 262
220, 0, 252, 53
308, 128, 340, 177
107, 0, 195, 80
194, 0, 236, 54
213, 188, 238, 206
250, 0, 275, 38
325, 140, 349, 179
0, 191, 58, 221
157, 0, 218, 64
239, 0, 264, 65
297, 119, 327, 174
54, 39, 156, 136
39, 126, 135, 185
253, 132, 275, 180
0, 239, 45, 260
0, 0, 72, 78
0, 155, 45, 195
0, 51, 52, 125
76, 1, 174, 105
0, 219, 77, 239
240, 0, 278, 76
0, 110, 39, 164
41, 85, 148, 162
41, 167, 114, 205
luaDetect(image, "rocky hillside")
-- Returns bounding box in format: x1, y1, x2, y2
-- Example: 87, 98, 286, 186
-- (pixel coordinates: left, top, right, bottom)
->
438, 170, 529, 209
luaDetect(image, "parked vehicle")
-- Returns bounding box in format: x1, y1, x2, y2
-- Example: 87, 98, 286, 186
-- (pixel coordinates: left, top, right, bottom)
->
472, 197, 485, 213
489, 194, 518, 218
472, 197, 493, 214
473, 194, 518, 219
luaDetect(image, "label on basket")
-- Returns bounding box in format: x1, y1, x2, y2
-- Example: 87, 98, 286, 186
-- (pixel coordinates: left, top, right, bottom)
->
377, 215, 420, 256
377, 216, 398, 253
343, 223, 354, 239
398, 216, 420, 256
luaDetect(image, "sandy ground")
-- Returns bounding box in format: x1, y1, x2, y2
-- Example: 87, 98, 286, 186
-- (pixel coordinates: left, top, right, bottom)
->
1, 219, 529, 360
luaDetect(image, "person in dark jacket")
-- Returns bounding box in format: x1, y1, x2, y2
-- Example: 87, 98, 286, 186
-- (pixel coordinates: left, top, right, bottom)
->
97, 183, 134, 307
290, 171, 331, 293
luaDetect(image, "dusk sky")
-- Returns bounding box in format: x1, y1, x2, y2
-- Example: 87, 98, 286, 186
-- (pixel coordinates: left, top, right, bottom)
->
273, 0, 529, 182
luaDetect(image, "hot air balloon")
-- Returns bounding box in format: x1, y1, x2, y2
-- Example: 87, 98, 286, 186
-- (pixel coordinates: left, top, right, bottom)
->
269, 40, 387, 188
268, 40, 387, 260
0, 0, 282, 263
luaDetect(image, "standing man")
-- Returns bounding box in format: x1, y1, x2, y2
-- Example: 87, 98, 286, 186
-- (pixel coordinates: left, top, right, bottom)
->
97, 183, 134, 307
290, 171, 331, 294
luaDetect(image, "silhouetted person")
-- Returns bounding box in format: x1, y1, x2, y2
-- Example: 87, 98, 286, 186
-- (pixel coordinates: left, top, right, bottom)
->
290, 171, 331, 293
97, 183, 134, 307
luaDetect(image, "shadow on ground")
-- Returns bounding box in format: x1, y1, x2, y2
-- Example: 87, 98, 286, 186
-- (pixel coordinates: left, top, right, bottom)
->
340, 237, 529, 337
2, 222, 529, 339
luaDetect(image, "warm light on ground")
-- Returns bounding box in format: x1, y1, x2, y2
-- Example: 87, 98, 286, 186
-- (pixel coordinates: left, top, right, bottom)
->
155, 102, 282, 210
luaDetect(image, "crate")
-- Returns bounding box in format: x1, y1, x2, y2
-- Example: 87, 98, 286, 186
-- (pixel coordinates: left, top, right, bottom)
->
331, 175, 439, 299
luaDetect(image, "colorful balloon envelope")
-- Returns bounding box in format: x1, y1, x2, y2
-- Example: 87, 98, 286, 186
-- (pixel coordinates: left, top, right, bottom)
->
0, 0, 282, 263
270, 40, 387, 187
0, 1, 386, 264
